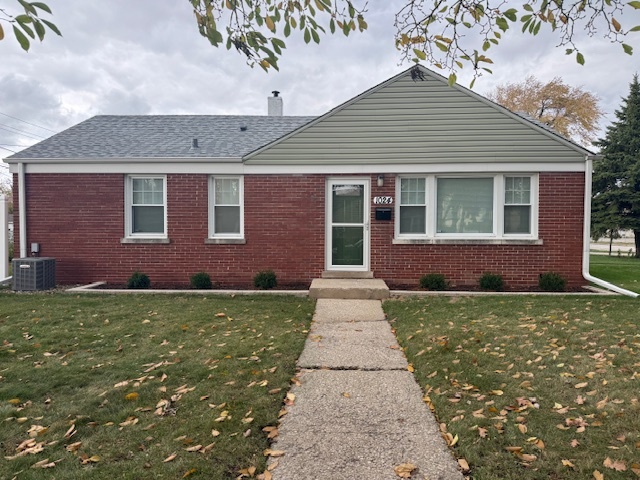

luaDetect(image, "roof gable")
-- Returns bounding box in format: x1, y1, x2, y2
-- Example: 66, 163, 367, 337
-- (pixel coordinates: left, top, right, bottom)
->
245, 65, 593, 165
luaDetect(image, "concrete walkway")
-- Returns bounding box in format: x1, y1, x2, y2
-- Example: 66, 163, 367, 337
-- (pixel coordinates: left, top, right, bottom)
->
270, 299, 463, 480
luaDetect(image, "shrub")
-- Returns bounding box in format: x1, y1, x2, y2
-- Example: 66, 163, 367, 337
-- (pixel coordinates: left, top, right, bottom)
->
479, 272, 504, 291
127, 271, 150, 289
190, 272, 213, 289
253, 270, 277, 290
539, 272, 566, 292
419, 273, 447, 290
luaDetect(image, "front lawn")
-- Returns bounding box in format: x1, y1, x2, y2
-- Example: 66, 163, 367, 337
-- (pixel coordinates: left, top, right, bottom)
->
591, 255, 640, 293
387, 295, 640, 480
0, 293, 314, 479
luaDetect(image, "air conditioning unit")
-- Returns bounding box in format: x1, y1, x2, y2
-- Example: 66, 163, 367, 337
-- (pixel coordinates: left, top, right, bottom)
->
12, 258, 56, 291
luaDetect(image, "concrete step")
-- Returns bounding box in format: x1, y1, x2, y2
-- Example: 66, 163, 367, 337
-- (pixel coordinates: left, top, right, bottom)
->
321, 270, 374, 279
309, 278, 390, 300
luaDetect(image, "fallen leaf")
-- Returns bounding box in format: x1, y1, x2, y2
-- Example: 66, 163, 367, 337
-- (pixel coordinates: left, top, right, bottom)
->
211, 429, 220, 437
458, 458, 470, 472
263, 449, 285, 457
562, 459, 576, 468
31, 458, 56, 469
570, 439, 580, 448
593, 470, 604, 480
604, 457, 627, 471
163, 453, 177, 463
66, 441, 82, 452
517, 424, 528, 434
575, 382, 588, 389
394, 462, 417, 478
125, 392, 139, 401
182, 468, 197, 477
478, 427, 488, 438
80, 455, 100, 465
119, 416, 138, 427
407, 364, 415, 373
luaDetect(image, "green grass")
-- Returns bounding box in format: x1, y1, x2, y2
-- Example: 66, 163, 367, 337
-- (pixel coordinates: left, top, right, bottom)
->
0, 293, 314, 479
386, 295, 640, 480
590, 255, 640, 293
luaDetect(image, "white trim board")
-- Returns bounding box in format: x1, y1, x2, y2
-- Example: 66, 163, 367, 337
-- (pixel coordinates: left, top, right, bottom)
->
13, 161, 587, 175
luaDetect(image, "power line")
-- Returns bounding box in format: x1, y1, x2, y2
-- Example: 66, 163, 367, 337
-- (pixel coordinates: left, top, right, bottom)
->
0, 125, 45, 141
0, 111, 56, 133
0, 146, 17, 154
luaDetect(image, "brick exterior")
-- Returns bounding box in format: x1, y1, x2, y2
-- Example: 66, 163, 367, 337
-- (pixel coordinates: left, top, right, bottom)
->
13, 172, 585, 289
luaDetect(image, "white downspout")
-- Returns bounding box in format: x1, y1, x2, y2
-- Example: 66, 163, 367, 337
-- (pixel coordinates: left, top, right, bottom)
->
18, 162, 27, 259
582, 155, 638, 297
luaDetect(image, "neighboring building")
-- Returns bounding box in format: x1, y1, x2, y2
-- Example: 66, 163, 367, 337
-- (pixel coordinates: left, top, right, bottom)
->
4, 65, 596, 289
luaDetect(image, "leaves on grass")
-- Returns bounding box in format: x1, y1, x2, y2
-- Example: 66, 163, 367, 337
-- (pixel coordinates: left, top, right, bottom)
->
603, 456, 627, 471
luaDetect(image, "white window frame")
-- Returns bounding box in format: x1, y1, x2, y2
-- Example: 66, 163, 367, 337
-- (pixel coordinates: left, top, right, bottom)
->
209, 176, 244, 239
501, 175, 539, 238
394, 174, 538, 240
124, 175, 167, 239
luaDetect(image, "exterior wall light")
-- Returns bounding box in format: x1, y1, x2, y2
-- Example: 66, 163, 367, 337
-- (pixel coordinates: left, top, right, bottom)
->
377, 175, 384, 187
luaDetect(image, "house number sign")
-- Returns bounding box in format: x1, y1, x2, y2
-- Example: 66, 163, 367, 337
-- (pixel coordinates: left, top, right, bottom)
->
373, 196, 393, 204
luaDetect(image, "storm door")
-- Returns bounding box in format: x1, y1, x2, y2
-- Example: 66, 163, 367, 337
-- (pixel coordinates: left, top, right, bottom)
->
326, 178, 370, 271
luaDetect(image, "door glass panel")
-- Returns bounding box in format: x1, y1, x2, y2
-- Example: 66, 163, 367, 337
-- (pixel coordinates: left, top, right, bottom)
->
332, 185, 363, 223
332, 227, 364, 266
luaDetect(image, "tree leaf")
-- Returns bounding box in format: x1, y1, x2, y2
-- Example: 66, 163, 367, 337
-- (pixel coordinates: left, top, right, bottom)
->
622, 43, 633, 55
31, 2, 52, 14
0, 24, 4, 41
12, 26, 30, 51
612, 17, 622, 32
41, 19, 61, 36
576, 52, 585, 65
413, 48, 426, 60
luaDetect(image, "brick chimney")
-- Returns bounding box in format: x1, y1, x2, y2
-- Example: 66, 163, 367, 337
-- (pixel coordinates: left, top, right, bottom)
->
268, 91, 283, 116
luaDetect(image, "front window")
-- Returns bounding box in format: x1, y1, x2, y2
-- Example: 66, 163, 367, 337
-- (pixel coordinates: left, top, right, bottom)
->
436, 178, 494, 234
210, 177, 243, 238
126, 176, 166, 237
504, 176, 531, 234
395, 174, 537, 240
399, 178, 426, 234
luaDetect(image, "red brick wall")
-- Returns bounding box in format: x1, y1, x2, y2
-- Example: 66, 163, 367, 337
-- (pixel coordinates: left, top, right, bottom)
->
371, 172, 585, 288
13, 172, 585, 288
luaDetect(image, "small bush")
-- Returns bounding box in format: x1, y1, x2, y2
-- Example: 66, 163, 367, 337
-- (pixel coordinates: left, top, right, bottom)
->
479, 272, 504, 291
190, 272, 213, 289
419, 273, 447, 291
539, 272, 566, 292
127, 271, 150, 289
253, 270, 277, 290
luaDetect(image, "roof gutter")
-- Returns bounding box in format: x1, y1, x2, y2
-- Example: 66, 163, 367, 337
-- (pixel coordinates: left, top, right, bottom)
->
582, 154, 638, 297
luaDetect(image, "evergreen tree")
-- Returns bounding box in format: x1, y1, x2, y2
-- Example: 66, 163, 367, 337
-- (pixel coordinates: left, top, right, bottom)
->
592, 74, 640, 258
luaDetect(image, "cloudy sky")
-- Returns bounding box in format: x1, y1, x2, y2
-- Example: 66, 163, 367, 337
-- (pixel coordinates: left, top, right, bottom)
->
1, 1, 639, 184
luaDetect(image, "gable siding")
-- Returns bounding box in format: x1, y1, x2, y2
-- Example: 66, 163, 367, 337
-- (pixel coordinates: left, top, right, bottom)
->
247, 73, 585, 165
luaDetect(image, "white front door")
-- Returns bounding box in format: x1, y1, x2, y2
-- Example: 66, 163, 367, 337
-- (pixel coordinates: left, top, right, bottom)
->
326, 178, 370, 271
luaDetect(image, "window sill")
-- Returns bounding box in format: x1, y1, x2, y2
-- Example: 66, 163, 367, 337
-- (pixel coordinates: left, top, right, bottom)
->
392, 238, 543, 246
204, 238, 246, 245
121, 238, 170, 244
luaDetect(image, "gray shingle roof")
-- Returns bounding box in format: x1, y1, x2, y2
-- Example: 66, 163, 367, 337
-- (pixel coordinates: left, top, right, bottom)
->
8, 115, 316, 159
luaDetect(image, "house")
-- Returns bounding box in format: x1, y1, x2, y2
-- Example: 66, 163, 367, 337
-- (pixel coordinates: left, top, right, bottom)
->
4, 65, 598, 289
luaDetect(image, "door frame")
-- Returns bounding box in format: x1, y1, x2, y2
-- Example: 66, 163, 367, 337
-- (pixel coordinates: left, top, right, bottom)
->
325, 177, 370, 272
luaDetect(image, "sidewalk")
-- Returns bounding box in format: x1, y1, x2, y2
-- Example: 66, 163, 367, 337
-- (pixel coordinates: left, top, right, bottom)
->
270, 299, 463, 479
